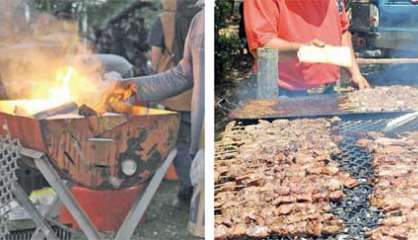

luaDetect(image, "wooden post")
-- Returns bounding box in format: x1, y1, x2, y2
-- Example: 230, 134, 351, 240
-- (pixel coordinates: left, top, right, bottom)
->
256, 48, 279, 99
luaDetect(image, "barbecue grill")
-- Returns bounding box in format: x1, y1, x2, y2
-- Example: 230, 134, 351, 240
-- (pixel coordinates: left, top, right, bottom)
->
0, 100, 180, 240
0, 100, 179, 189
216, 95, 418, 239
230, 95, 415, 120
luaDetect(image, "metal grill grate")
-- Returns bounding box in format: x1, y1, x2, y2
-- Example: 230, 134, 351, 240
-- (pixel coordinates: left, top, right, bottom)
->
0, 137, 20, 240
329, 136, 380, 239
6, 225, 73, 240
215, 115, 416, 240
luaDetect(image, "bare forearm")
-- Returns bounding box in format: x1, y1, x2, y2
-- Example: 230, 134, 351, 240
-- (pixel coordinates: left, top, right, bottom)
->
263, 38, 303, 60
342, 32, 361, 77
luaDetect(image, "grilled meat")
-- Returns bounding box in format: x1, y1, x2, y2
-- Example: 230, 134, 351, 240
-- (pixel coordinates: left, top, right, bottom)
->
359, 132, 418, 239
215, 119, 356, 239
344, 85, 418, 112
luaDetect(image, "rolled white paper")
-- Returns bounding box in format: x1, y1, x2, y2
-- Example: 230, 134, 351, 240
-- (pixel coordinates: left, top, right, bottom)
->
297, 45, 353, 68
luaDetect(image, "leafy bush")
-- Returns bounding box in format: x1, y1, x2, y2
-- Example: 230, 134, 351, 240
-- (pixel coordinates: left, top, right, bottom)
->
215, 31, 241, 82
215, 0, 233, 33
215, 0, 247, 83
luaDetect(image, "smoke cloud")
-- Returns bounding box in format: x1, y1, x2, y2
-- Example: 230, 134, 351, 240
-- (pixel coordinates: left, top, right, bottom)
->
0, 0, 104, 104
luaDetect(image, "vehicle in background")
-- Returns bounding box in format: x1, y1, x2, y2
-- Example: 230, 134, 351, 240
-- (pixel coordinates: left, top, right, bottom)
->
350, 0, 418, 57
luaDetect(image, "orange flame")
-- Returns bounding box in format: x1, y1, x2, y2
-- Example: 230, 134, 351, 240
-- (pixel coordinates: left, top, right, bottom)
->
10, 65, 99, 116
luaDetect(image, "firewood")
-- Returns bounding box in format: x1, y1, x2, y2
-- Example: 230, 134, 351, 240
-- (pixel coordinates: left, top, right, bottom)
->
32, 102, 78, 119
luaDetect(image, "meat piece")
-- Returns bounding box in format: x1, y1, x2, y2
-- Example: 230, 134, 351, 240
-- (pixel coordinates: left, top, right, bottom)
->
277, 204, 293, 215
230, 223, 247, 237
215, 191, 236, 208
380, 216, 406, 226
324, 178, 343, 191
227, 164, 245, 178
214, 224, 230, 240
329, 191, 344, 200
246, 225, 270, 238
214, 171, 220, 182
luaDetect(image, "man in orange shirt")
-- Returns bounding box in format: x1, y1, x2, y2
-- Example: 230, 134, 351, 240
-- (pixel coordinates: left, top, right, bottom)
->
244, 0, 369, 96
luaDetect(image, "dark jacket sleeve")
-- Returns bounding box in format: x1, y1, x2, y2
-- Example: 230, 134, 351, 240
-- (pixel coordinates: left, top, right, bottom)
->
127, 15, 195, 101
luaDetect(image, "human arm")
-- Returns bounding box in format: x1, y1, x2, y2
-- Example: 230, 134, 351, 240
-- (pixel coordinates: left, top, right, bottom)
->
104, 12, 197, 102
339, 1, 369, 89
150, 46, 163, 71
124, 63, 193, 102
147, 18, 165, 72
243, 0, 324, 60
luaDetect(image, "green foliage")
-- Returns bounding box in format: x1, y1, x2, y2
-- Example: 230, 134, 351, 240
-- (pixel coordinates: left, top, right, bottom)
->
215, 0, 248, 83
32, 0, 158, 28
215, 31, 242, 83
215, 0, 233, 33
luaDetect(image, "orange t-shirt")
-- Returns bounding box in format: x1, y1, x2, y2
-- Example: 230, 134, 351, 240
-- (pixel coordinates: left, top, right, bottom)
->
244, 0, 350, 91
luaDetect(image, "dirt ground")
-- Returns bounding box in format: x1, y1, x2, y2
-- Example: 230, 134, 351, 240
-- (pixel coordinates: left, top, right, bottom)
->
103, 180, 199, 240
131, 180, 200, 240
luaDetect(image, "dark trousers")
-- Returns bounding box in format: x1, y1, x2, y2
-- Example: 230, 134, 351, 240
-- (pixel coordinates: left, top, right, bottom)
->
174, 112, 193, 200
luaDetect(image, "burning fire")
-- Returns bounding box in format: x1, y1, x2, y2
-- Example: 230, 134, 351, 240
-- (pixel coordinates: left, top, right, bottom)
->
0, 8, 105, 117
49, 66, 75, 102
7, 65, 99, 116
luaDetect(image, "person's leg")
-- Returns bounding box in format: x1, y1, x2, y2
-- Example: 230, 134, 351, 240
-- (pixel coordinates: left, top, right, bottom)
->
173, 112, 193, 203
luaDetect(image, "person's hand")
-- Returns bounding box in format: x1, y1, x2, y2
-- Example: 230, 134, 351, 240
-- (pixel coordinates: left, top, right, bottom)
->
101, 72, 136, 101
97, 72, 137, 113
351, 73, 370, 90
309, 39, 326, 48
102, 80, 137, 102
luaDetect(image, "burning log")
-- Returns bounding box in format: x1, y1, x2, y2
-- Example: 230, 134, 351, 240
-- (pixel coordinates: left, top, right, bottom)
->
32, 102, 78, 119
78, 104, 97, 117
